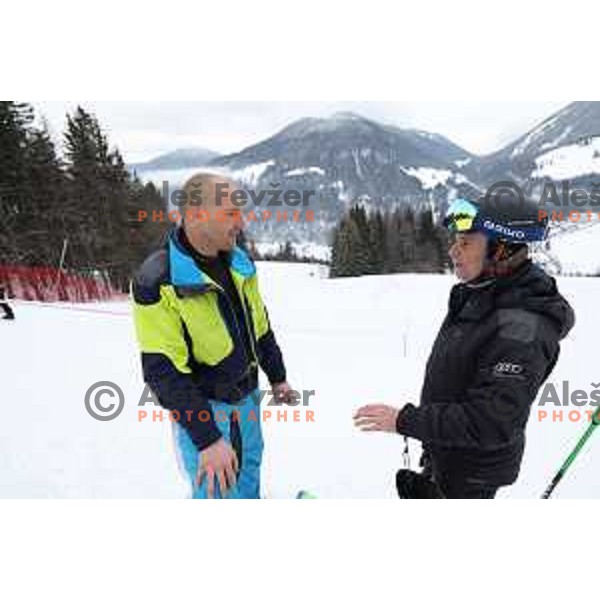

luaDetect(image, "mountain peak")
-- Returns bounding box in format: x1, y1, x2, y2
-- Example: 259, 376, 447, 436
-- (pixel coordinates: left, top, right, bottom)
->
329, 111, 368, 122
129, 146, 220, 172
275, 112, 375, 140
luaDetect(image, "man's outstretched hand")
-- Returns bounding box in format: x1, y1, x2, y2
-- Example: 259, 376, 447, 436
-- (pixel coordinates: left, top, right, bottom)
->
354, 404, 400, 434
272, 381, 296, 405
197, 438, 239, 499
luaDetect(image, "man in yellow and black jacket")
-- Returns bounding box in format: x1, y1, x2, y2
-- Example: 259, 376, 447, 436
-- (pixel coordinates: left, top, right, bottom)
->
132, 174, 290, 499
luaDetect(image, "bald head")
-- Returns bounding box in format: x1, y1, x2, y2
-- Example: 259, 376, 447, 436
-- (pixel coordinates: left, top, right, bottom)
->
180, 172, 245, 255
182, 172, 239, 210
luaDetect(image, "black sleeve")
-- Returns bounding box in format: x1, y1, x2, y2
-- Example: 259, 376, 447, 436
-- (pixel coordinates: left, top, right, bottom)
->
397, 315, 558, 450
142, 354, 223, 452
256, 310, 287, 385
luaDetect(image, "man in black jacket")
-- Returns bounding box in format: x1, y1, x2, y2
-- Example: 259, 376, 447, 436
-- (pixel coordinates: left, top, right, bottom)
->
355, 197, 575, 498
0, 287, 15, 321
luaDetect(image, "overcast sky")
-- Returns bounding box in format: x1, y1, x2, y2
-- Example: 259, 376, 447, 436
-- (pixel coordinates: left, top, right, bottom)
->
34, 101, 568, 163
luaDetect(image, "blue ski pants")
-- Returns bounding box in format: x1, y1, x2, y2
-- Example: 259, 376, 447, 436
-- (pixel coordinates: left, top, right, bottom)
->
173, 392, 264, 499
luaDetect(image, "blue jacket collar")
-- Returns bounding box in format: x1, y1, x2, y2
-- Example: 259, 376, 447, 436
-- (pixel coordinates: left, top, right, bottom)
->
168, 229, 256, 291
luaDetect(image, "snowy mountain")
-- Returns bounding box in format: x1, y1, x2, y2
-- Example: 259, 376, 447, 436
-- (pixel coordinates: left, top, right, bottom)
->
209, 112, 482, 244
129, 148, 224, 201
466, 102, 600, 207
458, 101, 600, 276
131, 104, 600, 255
130, 147, 221, 173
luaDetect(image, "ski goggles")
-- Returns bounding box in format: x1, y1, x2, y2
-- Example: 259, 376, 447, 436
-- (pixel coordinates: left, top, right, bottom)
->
444, 197, 548, 242
443, 198, 481, 234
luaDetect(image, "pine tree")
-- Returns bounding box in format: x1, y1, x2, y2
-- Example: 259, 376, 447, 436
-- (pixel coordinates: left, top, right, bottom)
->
330, 212, 370, 278
0, 101, 34, 262
24, 122, 67, 266
417, 207, 450, 273
351, 205, 371, 275
64, 106, 134, 286
330, 217, 355, 278
384, 209, 404, 273
398, 206, 417, 272
63, 106, 104, 270
0, 102, 170, 293
367, 210, 386, 274
116, 176, 168, 290
281, 241, 296, 262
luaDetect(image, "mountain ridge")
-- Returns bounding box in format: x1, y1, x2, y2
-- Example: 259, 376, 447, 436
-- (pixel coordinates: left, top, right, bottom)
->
130, 102, 600, 244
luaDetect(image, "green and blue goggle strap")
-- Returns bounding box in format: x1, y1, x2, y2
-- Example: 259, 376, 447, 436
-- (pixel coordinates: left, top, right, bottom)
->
443, 198, 481, 234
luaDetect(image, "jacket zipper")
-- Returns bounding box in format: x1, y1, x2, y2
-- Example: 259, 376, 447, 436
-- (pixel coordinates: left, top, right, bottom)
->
206, 279, 258, 375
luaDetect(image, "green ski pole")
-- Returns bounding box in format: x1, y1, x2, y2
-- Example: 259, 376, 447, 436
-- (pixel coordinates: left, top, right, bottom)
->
542, 407, 600, 499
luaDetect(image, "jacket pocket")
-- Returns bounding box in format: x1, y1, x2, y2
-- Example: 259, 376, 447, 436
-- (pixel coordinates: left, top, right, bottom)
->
177, 293, 234, 366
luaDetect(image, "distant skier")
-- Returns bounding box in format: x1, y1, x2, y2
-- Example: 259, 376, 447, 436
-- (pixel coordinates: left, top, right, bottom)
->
355, 196, 575, 499
132, 173, 292, 499
0, 287, 15, 321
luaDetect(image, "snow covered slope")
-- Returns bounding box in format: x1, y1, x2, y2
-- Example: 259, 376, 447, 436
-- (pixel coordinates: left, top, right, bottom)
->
546, 221, 600, 276
533, 137, 600, 181
1, 265, 598, 499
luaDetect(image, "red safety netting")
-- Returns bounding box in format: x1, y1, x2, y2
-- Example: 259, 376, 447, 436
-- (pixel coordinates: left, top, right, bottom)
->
0, 265, 123, 303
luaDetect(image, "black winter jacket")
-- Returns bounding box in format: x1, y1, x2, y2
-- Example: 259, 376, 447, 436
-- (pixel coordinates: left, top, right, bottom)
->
397, 260, 575, 487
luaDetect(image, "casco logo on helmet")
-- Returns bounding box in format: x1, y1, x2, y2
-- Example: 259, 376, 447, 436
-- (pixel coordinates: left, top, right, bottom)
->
482, 220, 526, 240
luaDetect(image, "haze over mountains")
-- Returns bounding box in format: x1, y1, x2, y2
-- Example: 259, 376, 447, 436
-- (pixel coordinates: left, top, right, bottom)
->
130, 102, 600, 246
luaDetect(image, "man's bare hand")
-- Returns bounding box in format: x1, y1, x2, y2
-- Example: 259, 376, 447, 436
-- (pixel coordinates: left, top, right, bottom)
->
196, 438, 239, 499
353, 404, 400, 434
272, 381, 295, 405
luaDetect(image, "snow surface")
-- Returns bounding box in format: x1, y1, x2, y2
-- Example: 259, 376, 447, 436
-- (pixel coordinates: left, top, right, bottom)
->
229, 161, 276, 187
401, 167, 453, 190
454, 158, 472, 169
532, 137, 600, 181
1, 265, 599, 499
547, 221, 600, 275
539, 126, 573, 153
285, 167, 326, 178
254, 241, 331, 263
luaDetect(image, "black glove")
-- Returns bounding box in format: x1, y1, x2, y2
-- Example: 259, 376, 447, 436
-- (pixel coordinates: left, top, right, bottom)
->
395, 469, 445, 499
419, 447, 433, 480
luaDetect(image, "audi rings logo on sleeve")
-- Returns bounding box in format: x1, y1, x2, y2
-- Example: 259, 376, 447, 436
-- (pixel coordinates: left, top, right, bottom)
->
493, 361, 524, 377
85, 382, 125, 422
